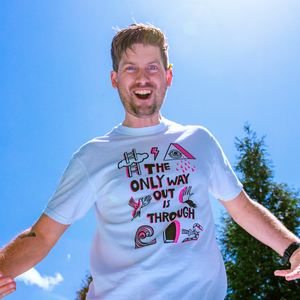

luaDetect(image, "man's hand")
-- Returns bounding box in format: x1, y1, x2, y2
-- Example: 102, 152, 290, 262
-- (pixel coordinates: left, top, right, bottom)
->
0, 272, 16, 299
0, 213, 70, 299
274, 248, 300, 281
220, 190, 300, 282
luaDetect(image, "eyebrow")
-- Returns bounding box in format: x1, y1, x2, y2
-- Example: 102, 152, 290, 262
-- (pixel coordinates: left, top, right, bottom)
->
147, 60, 161, 65
121, 60, 161, 67
121, 62, 135, 67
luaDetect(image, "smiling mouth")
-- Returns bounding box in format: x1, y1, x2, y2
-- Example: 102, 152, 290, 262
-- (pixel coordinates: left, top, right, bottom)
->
134, 90, 152, 100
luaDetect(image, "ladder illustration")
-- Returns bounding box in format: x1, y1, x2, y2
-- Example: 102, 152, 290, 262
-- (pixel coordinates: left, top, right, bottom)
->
124, 149, 141, 177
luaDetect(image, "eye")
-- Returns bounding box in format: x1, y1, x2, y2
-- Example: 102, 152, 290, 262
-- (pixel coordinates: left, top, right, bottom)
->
168, 149, 182, 159
125, 66, 137, 72
148, 65, 158, 71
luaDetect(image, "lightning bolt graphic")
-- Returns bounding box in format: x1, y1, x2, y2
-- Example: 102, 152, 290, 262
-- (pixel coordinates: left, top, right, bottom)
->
150, 147, 159, 160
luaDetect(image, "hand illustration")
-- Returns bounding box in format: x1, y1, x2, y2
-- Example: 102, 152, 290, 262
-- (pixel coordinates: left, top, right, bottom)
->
179, 186, 197, 208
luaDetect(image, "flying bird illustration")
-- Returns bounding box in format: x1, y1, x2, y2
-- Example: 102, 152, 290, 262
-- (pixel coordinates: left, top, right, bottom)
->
128, 195, 152, 220
182, 223, 203, 243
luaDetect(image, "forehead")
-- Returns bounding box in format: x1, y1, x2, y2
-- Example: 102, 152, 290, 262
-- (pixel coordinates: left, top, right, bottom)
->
120, 44, 163, 65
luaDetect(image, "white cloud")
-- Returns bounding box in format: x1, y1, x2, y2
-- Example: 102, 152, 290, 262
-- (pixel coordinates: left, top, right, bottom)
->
15, 267, 63, 291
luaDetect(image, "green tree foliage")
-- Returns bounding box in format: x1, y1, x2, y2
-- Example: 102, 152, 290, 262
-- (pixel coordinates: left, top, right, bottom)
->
218, 124, 300, 299
76, 272, 92, 300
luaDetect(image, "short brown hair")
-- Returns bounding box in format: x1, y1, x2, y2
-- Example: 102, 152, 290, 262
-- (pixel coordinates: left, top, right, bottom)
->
111, 23, 169, 72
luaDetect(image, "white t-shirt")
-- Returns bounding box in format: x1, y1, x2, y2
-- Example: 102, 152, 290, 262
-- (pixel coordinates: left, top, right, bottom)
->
44, 119, 243, 300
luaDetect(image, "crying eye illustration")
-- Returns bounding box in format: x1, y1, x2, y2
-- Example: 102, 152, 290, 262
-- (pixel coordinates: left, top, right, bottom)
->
163, 143, 196, 162
168, 149, 182, 159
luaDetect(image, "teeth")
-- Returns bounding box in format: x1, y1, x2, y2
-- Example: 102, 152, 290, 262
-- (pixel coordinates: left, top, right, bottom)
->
134, 90, 151, 95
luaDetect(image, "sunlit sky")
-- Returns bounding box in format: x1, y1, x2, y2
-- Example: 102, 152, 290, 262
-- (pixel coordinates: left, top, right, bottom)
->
1, 0, 299, 299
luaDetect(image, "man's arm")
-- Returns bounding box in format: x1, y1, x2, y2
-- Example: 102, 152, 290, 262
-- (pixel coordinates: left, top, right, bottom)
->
219, 190, 300, 281
0, 213, 70, 298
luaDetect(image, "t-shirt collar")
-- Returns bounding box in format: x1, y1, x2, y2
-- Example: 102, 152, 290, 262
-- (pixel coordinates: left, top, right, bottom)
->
115, 118, 168, 136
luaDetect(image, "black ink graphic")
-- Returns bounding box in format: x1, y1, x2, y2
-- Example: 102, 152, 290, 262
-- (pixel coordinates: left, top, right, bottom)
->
146, 207, 195, 224
163, 143, 195, 161
182, 223, 203, 243
150, 147, 159, 160
179, 186, 197, 208
135, 225, 156, 249
163, 221, 180, 243
118, 148, 149, 178
128, 195, 152, 220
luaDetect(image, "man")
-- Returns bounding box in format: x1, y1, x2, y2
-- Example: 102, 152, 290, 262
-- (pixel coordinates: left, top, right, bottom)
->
0, 23, 299, 299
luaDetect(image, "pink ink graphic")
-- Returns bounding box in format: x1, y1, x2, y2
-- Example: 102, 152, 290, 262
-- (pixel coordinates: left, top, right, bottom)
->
150, 147, 159, 160
163, 143, 195, 161
179, 186, 197, 208
163, 221, 180, 243
128, 195, 152, 220
182, 223, 203, 243
118, 148, 149, 178
176, 159, 196, 173
135, 225, 156, 249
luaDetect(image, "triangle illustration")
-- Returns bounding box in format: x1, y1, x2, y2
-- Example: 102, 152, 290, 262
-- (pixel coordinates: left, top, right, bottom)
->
163, 143, 195, 161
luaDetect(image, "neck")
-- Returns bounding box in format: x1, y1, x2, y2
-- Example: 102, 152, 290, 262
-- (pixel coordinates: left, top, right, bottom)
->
122, 112, 163, 128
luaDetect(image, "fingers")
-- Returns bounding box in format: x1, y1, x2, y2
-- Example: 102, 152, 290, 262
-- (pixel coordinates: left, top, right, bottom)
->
274, 268, 300, 281
0, 273, 16, 299
285, 268, 300, 281
274, 270, 291, 277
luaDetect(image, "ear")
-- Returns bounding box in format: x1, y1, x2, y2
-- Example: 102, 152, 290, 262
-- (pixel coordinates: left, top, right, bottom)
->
110, 71, 118, 89
166, 69, 173, 87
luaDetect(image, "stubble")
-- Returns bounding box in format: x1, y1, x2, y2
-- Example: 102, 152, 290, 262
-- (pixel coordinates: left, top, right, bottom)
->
117, 83, 167, 119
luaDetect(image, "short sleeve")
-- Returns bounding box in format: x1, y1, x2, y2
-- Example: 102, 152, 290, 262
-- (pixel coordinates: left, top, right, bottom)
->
208, 134, 243, 201
43, 154, 97, 224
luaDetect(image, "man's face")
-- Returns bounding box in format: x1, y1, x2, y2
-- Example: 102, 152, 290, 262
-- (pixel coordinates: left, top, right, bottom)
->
111, 44, 172, 120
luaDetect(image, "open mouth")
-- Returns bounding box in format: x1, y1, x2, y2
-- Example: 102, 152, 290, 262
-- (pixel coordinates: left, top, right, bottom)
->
134, 90, 152, 100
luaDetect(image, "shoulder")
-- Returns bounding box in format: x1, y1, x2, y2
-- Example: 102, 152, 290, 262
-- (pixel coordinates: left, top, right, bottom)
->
72, 126, 121, 160
74, 137, 106, 157
164, 119, 213, 139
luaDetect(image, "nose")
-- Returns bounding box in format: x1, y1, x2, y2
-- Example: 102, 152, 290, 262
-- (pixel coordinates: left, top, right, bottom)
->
135, 69, 149, 85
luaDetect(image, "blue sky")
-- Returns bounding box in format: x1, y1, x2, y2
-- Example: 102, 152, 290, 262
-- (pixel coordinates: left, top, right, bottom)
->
0, 0, 299, 299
